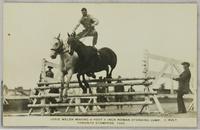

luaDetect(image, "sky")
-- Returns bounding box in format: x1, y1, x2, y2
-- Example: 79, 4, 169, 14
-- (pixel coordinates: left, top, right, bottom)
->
3, 3, 197, 89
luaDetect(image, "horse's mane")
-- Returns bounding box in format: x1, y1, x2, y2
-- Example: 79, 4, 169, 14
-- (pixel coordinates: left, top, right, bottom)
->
75, 39, 86, 47
77, 40, 84, 45
69, 34, 89, 48
76, 39, 97, 48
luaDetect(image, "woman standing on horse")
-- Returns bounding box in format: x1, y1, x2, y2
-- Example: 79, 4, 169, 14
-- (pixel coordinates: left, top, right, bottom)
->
72, 8, 99, 47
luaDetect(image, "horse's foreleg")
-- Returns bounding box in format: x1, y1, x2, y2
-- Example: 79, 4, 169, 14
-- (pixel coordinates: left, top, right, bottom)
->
82, 74, 92, 94
63, 69, 73, 97
77, 73, 87, 94
58, 73, 64, 102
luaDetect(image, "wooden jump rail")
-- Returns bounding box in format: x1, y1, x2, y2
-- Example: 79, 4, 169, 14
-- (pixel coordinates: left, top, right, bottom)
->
29, 110, 159, 116
47, 111, 154, 116
35, 82, 152, 90
30, 91, 157, 99
37, 77, 155, 85
28, 101, 152, 108
27, 58, 164, 116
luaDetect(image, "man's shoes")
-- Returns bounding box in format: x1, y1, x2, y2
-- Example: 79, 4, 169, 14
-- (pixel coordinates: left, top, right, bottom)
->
176, 111, 187, 114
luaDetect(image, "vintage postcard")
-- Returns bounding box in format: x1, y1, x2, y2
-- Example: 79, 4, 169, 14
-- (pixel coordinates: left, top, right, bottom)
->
2, 3, 197, 127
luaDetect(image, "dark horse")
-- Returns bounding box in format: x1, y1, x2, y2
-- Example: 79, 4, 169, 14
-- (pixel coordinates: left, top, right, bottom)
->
67, 33, 117, 93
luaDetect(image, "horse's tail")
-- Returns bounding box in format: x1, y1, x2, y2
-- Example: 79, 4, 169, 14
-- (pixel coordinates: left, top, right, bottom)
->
108, 52, 117, 78
98, 47, 117, 83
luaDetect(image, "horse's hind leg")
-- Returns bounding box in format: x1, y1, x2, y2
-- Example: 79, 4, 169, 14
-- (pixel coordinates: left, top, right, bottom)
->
108, 66, 114, 78
82, 74, 92, 94
105, 66, 109, 78
86, 73, 96, 79
107, 66, 114, 83
77, 73, 87, 94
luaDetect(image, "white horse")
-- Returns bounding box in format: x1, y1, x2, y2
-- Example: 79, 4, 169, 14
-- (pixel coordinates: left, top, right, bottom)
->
50, 33, 78, 102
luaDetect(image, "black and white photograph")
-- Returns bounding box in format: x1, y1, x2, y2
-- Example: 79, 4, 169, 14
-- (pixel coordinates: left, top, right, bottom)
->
2, 3, 197, 127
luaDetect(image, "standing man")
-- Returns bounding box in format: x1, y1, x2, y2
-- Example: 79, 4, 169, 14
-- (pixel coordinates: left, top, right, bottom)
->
3, 84, 8, 105
173, 62, 191, 113
128, 85, 135, 107
96, 76, 107, 109
45, 66, 58, 113
114, 75, 124, 110
72, 8, 99, 47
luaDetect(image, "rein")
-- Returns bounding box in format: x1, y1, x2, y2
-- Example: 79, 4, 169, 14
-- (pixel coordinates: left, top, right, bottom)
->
51, 43, 69, 55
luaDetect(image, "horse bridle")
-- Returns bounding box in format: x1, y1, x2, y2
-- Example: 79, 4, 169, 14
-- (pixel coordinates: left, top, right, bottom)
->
51, 41, 69, 55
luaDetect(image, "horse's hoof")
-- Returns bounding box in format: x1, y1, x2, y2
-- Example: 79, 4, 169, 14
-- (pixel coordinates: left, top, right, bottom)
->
83, 90, 87, 94
89, 89, 92, 94
91, 73, 96, 79
57, 98, 63, 103
62, 96, 69, 103
63, 93, 68, 98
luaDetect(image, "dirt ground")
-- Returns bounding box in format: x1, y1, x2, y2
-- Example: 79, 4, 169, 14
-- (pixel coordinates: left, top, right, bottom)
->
3, 99, 196, 118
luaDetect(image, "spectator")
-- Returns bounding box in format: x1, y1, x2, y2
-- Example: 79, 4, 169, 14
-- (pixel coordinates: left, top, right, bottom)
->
114, 76, 124, 109
96, 76, 107, 109
46, 66, 54, 78
128, 85, 135, 107
45, 66, 58, 113
173, 62, 191, 113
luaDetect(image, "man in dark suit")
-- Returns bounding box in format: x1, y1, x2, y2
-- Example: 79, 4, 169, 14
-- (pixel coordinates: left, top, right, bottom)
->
173, 62, 191, 113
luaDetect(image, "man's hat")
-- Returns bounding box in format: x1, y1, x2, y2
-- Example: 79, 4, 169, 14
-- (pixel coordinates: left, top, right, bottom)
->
81, 8, 87, 11
117, 75, 122, 81
181, 62, 190, 67
48, 66, 53, 69
118, 75, 122, 79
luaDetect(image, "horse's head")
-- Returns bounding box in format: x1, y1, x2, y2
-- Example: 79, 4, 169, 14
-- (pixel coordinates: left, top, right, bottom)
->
50, 33, 65, 59
67, 32, 79, 55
